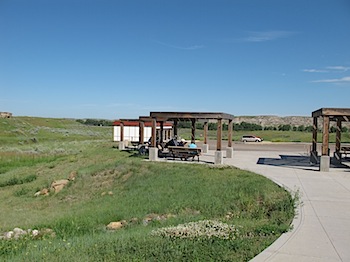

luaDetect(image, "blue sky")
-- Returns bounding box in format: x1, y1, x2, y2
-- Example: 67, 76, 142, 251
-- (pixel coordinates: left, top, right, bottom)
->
1, 0, 350, 119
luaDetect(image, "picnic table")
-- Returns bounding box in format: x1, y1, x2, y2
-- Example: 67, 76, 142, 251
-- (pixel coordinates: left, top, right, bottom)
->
167, 146, 201, 161
340, 146, 350, 157
124, 141, 140, 151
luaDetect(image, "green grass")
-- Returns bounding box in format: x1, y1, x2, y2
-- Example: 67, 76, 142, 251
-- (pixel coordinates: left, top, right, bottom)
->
0, 117, 296, 261
0, 117, 111, 146
179, 128, 350, 143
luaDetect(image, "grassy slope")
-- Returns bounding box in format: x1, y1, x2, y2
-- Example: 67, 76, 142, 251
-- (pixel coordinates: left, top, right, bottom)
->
0, 117, 296, 261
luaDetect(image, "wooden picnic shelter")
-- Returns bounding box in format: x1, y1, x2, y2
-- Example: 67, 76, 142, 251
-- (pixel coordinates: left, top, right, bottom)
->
138, 116, 173, 144
148, 112, 235, 164
311, 108, 350, 171
114, 118, 172, 149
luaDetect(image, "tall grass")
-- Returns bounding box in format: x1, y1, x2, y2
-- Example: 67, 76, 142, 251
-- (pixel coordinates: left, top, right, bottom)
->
0, 155, 295, 261
0, 152, 63, 174
0, 117, 296, 261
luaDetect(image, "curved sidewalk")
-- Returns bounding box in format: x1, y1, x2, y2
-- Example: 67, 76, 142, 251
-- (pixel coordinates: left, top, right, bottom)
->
202, 150, 350, 262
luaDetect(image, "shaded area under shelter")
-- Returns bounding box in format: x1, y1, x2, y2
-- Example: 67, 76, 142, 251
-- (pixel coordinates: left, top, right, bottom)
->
113, 118, 172, 150
311, 108, 350, 171
148, 112, 235, 164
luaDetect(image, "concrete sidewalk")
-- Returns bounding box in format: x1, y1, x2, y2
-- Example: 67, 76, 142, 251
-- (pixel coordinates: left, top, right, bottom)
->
201, 150, 350, 262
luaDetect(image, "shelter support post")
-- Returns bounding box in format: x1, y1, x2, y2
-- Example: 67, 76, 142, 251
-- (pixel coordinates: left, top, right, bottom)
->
151, 118, 157, 147
215, 118, 223, 164
226, 119, 233, 158
334, 118, 342, 162
149, 118, 158, 161
202, 121, 209, 153
173, 120, 178, 138
118, 122, 125, 150
322, 116, 330, 156
139, 121, 145, 144
191, 119, 196, 144
320, 116, 330, 171
310, 117, 318, 164
160, 121, 164, 144
216, 119, 222, 151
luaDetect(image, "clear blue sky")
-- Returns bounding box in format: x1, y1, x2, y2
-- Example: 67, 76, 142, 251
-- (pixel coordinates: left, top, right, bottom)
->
1, 0, 350, 119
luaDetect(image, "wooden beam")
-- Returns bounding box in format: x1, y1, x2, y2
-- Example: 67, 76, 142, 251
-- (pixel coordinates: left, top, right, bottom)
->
173, 120, 178, 137
151, 118, 157, 147
312, 108, 350, 118
335, 118, 342, 152
204, 121, 208, 144
120, 122, 124, 142
139, 121, 145, 144
191, 119, 196, 143
228, 119, 233, 148
150, 112, 234, 121
217, 119, 222, 151
312, 117, 317, 152
160, 121, 164, 144
322, 116, 330, 156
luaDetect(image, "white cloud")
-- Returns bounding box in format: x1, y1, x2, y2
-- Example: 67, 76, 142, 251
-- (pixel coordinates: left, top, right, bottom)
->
303, 66, 350, 73
326, 66, 350, 72
312, 76, 350, 83
303, 69, 328, 73
240, 30, 296, 42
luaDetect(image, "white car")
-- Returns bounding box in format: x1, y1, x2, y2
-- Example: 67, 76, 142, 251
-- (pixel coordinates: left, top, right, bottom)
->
241, 135, 262, 142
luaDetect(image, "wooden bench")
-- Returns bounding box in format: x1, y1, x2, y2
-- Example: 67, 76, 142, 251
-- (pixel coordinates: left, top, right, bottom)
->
340, 146, 350, 157
124, 141, 140, 151
167, 146, 201, 161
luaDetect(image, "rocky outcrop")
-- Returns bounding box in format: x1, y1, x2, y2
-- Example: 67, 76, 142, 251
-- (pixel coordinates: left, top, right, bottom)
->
51, 179, 69, 193
234, 115, 350, 128
34, 171, 78, 196
106, 221, 127, 230
0, 227, 55, 240
233, 115, 313, 127
34, 188, 49, 197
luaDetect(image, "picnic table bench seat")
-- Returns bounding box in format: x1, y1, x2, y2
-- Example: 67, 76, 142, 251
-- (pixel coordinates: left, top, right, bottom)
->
340, 146, 350, 157
167, 146, 201, 161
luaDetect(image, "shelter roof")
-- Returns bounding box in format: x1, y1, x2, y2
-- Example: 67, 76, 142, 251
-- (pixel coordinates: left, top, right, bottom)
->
149, 112, 234, 121
113, 119, 172, 127
312, 108, 350, 121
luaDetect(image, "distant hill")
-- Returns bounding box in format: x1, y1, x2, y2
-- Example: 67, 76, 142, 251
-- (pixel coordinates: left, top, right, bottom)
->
234, 115, 350, 129
233, 116, 312, 127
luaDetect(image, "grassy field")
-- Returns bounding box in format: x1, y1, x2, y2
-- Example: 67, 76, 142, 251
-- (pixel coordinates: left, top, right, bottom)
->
0, 117, 296, 261
179, 128, 350, 143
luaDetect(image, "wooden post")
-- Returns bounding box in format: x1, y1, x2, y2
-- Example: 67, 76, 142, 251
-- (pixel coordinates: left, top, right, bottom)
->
217, 119, 222, 151
335, 118, 342, 153
120, 122, 124, 142
204, 121, 208, 144
151, 118, 157, 147
322, 116, 330, 156
312, 117, 317, 152
228, 119, 233, 148
173, 120, 178, 138
191, 119, 196, 143
139, 121, 145, 144
160, 121, 164, 144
